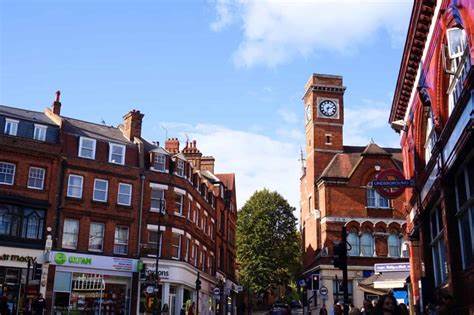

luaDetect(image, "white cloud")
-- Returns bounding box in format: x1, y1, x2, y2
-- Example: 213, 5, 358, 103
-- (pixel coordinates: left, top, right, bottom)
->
277, 107, 299, 124
210, 0, 412, 67
159, 123, 301, 211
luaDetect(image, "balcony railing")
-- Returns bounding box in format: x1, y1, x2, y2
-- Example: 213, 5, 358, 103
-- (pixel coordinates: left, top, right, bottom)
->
448, 45, 472, 108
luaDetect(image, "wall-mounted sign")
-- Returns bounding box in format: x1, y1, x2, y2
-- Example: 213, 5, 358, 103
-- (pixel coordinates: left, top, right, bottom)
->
372, 169, 414, 199
0, 254, 36, 263
50, 251, 138, 272
374, 263, 410, 273
144, 264, 170, 279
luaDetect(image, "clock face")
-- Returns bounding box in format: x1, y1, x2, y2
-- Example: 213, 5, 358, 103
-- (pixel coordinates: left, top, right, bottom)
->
305, 104, 312, 122
319, 100, 337, 117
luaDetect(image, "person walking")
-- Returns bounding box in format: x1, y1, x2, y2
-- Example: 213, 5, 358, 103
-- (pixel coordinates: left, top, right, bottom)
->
373, 295, 400, 315
187, 302, 195, 315
32, 294, 45, 315
361, 300, 373, 315
319, 304, 328, 315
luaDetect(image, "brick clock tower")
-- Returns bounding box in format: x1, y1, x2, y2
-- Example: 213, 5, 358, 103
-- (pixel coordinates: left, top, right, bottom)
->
301, 74, 346, 260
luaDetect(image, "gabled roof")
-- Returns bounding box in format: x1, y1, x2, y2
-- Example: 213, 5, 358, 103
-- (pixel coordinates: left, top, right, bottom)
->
216, 173, 235, 191
0, 105, 57, 126
173, 152, 188, 161
361, 143, 392, 156
62, 117, 132, 145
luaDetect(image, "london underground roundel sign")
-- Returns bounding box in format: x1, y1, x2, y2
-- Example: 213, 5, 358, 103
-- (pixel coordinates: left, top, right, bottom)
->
372, 168, 412, 199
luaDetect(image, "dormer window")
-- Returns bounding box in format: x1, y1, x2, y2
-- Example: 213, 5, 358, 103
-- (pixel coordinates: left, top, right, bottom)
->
4, 118, 18, 136
154, 154, 166, 172
109, 143, 126, 165
447, 27, 466, 59
78, 137, 96, 159
33, 124, 47, 141
176, 159, 185, 177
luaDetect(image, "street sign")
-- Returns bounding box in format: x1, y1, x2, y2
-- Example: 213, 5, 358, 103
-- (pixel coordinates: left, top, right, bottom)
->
374, 263, 410, 273
319, 286, 328, 296
298, 279, 306, 287
372, 168, 413, 199
146, 286, 154, 294
213, 287, 221, 296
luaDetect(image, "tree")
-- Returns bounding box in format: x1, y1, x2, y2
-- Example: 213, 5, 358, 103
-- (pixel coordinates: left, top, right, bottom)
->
237, 189, 301, 298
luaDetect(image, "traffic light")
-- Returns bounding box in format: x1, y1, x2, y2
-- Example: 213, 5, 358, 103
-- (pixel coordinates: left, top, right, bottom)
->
311, 274, 320, 291
33, 263, 42, 280
333, 241, 347, 270
139, 263, 147, 281
195, 272, 202, 291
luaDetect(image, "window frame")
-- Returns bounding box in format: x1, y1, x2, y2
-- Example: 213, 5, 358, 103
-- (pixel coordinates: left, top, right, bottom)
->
366, 188, 390, 209
33, 124, 47, 141
114, 226, 129, 255
109, 143, 126, 165
430, 206, 448, 287
88, 222, 105, 252
93, 179, 109, 202
4, 118, 19, 136
347, 232, 360, 256
175, 193, 184, 216
446, 27, 467, 59
360, 233, 375, 257
148, 230, 163, 257
67, 174, 83, 199
117, 183, 132, 206
150, 187, 165, 213
176, 159, 185, 177
0, 162, 16, 185
27, 167, 46, 190
171, 233, 182, 260
62, 219, 79, 249
154, 154, 166, 172
78, 137, 97, 159
387, 233, 401, 258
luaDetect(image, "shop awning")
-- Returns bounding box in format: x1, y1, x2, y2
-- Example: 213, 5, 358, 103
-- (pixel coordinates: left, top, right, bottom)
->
358, 271, 410, 295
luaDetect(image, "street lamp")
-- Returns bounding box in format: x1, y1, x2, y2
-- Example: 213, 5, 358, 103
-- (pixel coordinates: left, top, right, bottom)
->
155, 199, 166, 314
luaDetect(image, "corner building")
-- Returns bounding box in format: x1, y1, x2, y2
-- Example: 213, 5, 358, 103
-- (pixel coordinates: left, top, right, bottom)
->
300, 74, 409, 313
389, 0, 474, 313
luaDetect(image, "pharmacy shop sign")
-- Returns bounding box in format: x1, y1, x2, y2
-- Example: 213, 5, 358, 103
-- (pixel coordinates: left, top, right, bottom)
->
50, 251, 138, 272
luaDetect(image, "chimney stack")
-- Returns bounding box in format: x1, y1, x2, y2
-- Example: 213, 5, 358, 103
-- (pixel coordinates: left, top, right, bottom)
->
122, 109, 144, 141
165, 138, 180, 153
52, 90, 62, 115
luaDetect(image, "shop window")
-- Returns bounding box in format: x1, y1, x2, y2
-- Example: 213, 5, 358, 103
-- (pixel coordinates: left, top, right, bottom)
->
67, 175, 83, 199
4, 118, 18, 136
360, 233, 374, 257
388, 234, 401, 258
93, 179, 108, 202
151, 188, 165, 213
176, 159, 185, 177
367, 188, 389, 208
117, 183, 132, 206
28, 167, 45, 190
33, 124, 47, 141
171, 233, 181, 260
154, 154, 166, 171
88, 222, 105, 252
430, 207, 448, 286
175, 193, 183, 215
109, 143, 126, 165
456, 157, 474, 269
114, 226, 129, 255
0, 162, 15, 185
333, 280, 353, 304
148, 230, 162, 257
78, 137, 96, 159
62, 219, 79, 249
347, 232, 360, 256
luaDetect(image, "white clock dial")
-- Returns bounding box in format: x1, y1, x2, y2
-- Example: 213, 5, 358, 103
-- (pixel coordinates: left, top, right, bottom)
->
319, 100, 337, 117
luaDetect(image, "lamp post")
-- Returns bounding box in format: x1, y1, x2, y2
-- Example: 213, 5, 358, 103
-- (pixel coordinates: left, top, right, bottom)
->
155, 201, 165, 314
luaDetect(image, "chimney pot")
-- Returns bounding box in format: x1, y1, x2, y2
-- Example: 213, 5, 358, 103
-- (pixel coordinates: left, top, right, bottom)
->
52, 90, 62, 115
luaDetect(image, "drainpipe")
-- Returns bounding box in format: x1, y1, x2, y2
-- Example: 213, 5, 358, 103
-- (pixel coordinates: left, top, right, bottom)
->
54, 158, 66, 248
137, 173, 145, 257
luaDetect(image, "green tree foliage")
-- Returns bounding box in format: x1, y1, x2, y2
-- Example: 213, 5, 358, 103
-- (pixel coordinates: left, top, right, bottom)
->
237, 189, 301, 295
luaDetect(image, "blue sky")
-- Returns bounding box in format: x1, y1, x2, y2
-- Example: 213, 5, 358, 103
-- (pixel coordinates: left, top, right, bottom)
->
0, 0, 412, 209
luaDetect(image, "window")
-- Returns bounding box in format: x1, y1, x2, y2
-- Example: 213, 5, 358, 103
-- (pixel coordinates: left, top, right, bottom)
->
187, 202, 192, 221
0, 205, 45, 240
333, 280, 353, 304
171, 233, 181, 259
185, 238, 190, 261
367, 188, 389, 208
0, 162, 15, 185
347, 232, 360, 256
67, 175, 83, 198
114, 226, 129, 255
4, 119, 18, 136
28, 167, 45, 190
62, 219, 79, 249
78, 137, 96, 159
325, 134, 332, 145
88, 223, 105, 252
154, 154, 166, 171
151, 188, 165, 212
193, 244, 198, 266
148, 230, 163, 257
447, 27, 467, 59
360, 233, 374, 257
175, 193, 183, 215
93, 179, 108, 202
203, 251, 207, 272
431, 207, 448, 286
456, 158, 474, 269
109, 143, 126, 165
388, 234, 401, 258
33, 124, 47, 141
117, 183, 132, 206
401, 240, 409, 258
424, 109, 436, 164
176, 159, 185, 177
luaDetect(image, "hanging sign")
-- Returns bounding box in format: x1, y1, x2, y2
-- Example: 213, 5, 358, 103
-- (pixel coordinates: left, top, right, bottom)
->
372, 169, 414, 199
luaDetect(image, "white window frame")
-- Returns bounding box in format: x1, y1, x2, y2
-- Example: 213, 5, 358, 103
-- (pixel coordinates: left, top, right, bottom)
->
0, 162, 16, 185
148, 230, 163, 257
93, 179, 109, 202
114, 226, 129, 255
4, 118, 19, 136
175, 193, 184, 216
88, 222, 105, 252
446, 27, 467, 59
185, 237, 190, 262
388, 234, 401, 258
78, 137, 96, 159
67, 174, 83, 199
347, 232, 360, 256
62, 219, 79, 249
176, 159, 185, 177
151, 188, 165, 213
27, 167, 45, 190
154, 154, 166, 172
360, 233, 375, 257
109, 143, 126, 165
367, 188, 390, 208
33, 124, 47, 141
430, 207, 448, 286
117, 183, 132, 206
171, 233, 182, 260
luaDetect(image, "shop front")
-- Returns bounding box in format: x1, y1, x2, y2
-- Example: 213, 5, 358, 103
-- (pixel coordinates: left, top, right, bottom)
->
139, 259, 216, 315
49, 251, 138, 315
0, 246, 44, 315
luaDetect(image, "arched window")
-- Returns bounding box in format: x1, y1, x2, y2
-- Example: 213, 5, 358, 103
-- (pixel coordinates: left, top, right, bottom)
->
347, 232, 360, 256
360, 233, 374, 257
388, 234, 401, 257
367, 188, 389, 208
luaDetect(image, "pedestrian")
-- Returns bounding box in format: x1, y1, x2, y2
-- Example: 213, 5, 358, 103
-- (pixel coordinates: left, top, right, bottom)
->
373, 295, 400, 315
161, 304, 169, 315
23, 298, 32, 315
187, 302, 195, 315
349, 303, 361, 315
319, 304, 328, 315
361, 300, 373, 315
32, 294, 45, 315
398, 303, 408, 315
180, 304, 186, 315
0, 296, 10, 315
334, 303, 343, 315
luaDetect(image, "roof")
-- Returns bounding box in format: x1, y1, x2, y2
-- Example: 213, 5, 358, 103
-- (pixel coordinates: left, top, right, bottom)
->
0, 105, 57, 126
62, 117, 132, 144
320, 143, 402, 179
200, 170, 220, 183
216, 173, 235, 191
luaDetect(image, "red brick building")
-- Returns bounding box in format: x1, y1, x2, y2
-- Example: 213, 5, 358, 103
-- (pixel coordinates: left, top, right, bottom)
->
389, 0, 474, 313
0, 96, 237, 315
300, 74, 408, 312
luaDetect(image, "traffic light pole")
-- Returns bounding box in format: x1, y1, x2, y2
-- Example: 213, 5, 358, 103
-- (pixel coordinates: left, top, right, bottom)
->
341, 226, 349, 315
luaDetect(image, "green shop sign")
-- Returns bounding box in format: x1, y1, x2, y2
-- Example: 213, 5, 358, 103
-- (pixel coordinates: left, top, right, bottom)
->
50, 251, 138, 272
54, 253, 92, 265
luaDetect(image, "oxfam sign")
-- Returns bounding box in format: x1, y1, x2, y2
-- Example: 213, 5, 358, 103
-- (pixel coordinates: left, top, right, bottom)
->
50, 251, 138, 272
54, 253, 92, 265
